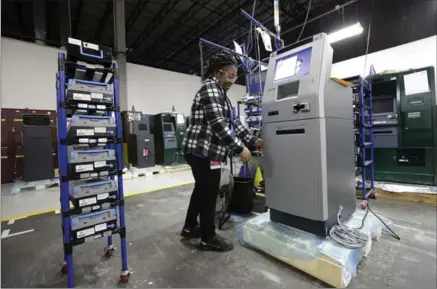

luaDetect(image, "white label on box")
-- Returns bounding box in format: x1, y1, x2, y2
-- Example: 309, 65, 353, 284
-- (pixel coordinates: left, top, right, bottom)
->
95, 223, 107, 232
89, 139, 97, 144
92, 205, 101, 210
91, 93, 104, 99
78, 103, 88, 109
77, 129, 94, 136
88, 104, 96, 109
79, 197, 97, 207
76, 227, 95, 239
90, 172, 98, 178
76, 164, 94, 172
96, 105, 106, 110
73, 93, 91, 101
94, 161, 106, 168
98, 138, 107, 143
94, 127, 107, 133
97, 193, 109, 200
78, 138, 89, 143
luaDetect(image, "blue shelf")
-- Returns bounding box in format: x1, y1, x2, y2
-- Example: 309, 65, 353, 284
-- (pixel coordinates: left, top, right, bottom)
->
56, 46, 130, 287
353, 76, 375, 199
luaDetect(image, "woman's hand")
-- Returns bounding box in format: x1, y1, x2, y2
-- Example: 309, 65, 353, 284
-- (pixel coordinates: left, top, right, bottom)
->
239, 147, 252, 163
255, 140, 264, 150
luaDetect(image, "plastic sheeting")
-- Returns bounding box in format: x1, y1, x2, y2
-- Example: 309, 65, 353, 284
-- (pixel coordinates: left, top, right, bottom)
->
356, 177, 437, 194
238, 210, 393, 288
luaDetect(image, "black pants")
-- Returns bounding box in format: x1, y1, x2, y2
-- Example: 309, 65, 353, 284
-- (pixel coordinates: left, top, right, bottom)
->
184, 154, 221, 240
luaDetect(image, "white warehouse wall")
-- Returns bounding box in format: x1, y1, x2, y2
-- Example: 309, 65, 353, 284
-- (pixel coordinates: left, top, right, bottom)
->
0, 37, 245, 114
331, 35, 437, 97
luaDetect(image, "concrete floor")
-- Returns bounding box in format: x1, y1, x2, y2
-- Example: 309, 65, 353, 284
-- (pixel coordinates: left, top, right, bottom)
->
1, 184, 436, 288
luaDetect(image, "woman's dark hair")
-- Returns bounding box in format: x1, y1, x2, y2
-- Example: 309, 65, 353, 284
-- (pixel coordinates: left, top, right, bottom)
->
202, 51, 238, 81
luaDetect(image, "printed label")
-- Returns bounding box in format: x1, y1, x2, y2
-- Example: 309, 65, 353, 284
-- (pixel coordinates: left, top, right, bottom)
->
88, 104, 96, 109
91, 93, 104, 99
76, 227, 95, 239
73, 93, 91, 101
89, 139, 97, 144
92, 205, 101, 211
94, 127, 107, 133
94, 161, 107, 168
78, 103, 88, 109
98, 138, 108, 143
96, 105, 106, 110
77, 129, 94, 136
97, 193, 109, 200
95, 223, 107, 232
76, 164, 94, 173
408, 112, 421, 119
79, 197, 97, 207
78, 138, 89, 144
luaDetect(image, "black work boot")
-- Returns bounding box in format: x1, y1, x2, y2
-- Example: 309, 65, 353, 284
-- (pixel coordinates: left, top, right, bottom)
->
180, 225, 201, 239
200, 234, 234, 252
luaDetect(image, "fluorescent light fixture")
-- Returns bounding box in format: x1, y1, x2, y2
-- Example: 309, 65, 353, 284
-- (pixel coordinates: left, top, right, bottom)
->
328, 22, 364, 44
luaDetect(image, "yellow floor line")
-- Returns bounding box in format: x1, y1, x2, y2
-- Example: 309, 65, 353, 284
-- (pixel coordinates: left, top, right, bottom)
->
1, 181, 194, 223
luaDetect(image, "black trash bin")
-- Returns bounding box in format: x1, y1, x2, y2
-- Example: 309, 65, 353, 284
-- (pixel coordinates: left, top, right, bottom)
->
227, 177, 254, 215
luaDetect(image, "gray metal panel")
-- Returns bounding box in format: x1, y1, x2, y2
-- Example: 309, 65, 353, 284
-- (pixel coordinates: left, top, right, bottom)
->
373, 126, 399, 148
164, 137, 177, 149
324, 118, 356, 219
70, 180, 118, 199
68, 80, 114, 94
69, 116, 116, 128
70, 208, 117, 231
69, 149, 116, 163
264, 119, 323, 221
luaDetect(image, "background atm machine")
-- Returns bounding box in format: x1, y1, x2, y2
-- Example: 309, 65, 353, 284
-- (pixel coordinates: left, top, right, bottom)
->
122, 111, 155, 168
154, 112, 187, 166
262, 33, 356, 237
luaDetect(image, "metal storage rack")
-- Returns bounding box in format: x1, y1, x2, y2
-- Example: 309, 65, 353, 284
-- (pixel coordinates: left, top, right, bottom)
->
345, 73, 375, 199
56, 40, 130, 288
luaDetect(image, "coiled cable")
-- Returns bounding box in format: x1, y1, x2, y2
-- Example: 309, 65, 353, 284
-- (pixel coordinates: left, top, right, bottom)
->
329, 205, 369, 249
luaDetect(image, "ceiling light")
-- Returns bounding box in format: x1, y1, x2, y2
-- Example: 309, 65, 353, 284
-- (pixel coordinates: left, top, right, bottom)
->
328, 22, 364, 44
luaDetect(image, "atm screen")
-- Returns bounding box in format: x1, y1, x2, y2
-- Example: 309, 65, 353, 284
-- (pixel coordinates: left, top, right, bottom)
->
163, 123, 174, 132
274, 55, 298, 82
372, 98, 394, 114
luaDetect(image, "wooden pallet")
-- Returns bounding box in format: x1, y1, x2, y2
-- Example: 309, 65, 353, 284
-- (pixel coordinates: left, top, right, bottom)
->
10, 179, 59, 194
125, 166, 165, 179
163, 164, 191, 173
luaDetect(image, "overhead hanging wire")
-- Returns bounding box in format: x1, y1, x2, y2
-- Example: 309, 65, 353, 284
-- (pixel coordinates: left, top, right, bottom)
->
282, 0, 360, 36
296, 0, 313, 42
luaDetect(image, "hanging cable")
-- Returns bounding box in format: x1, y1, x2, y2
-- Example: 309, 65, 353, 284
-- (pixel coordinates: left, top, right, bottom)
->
296, 0, 313, 42
363, 2, 373, 76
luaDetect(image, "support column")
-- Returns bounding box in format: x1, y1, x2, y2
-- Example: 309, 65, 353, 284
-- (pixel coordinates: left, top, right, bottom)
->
33, 0, 47, 45
113, 0, 128, 112
59, 0, 71, 47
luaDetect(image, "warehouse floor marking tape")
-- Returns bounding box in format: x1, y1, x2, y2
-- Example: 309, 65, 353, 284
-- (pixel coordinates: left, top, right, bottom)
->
1, 181, 195, 222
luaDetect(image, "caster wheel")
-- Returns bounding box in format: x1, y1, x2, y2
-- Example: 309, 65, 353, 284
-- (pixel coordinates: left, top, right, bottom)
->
104, 248, 115, 258
61, 264, 67, 275
360, 201, 367, 210
120, 274, 130, 283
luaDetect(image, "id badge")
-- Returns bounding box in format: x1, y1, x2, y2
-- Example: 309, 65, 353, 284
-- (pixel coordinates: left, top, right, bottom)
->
210, 160, 222, 170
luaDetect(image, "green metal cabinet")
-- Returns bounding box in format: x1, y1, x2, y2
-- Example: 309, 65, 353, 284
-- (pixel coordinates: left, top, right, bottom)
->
368, 66, 437, 186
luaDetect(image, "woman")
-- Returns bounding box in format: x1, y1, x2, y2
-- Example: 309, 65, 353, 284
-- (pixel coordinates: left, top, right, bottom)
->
180, 51, 263, 252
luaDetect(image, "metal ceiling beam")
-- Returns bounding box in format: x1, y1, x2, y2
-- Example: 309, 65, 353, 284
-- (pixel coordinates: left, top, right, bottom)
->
125, 0, 151, 33
94, 1, 113, 42
146, 0, 227, 63
128, 0, 179, 52
72, 0, 83, 37
141, 0, 203, 60
162, 0, 254, 64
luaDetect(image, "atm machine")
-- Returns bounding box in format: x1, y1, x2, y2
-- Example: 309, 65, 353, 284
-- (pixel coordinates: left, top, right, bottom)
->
122, 111, 155, 168
262, 33, 356, 237
154, 113, 186, 166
